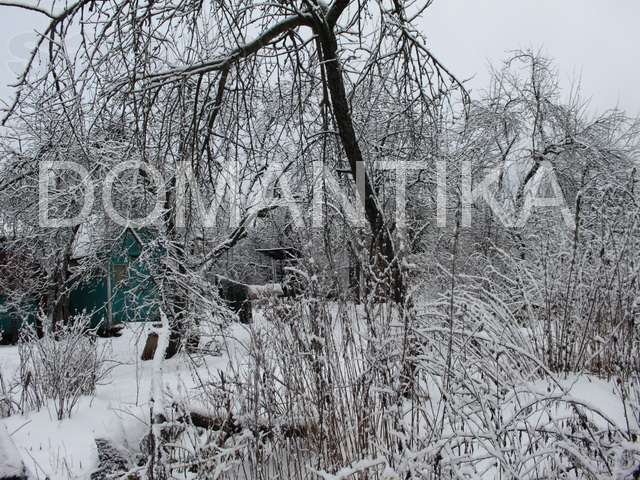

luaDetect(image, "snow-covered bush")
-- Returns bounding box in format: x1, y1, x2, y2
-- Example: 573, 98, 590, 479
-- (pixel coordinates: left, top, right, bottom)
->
154, 284, 425, 478
18, 314, 112, 419
114, 273, 640, 479
411, 284, 640, 479
484, 212, 640, 378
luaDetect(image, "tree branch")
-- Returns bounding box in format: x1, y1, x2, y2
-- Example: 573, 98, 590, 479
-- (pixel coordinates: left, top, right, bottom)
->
144, 14, 313, 87
0, 0, 54, 18
186, 410, 318, 440
326, 0, 350, 27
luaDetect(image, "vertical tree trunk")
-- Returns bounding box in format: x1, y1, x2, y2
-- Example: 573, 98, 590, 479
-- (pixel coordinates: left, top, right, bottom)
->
163, 177, 191, 359
49, 225, 80, 332
317, 27, 405, 303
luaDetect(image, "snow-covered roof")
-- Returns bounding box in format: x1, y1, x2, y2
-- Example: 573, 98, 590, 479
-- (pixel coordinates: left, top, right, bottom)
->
71, 215, 106, 259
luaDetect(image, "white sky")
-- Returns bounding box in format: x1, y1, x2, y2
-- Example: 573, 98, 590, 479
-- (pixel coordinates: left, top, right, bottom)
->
0, 1, 638, 115
420, 0, 640, 115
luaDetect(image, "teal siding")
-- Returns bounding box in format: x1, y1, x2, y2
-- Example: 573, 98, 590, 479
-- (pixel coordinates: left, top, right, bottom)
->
0, 295, 37, 343
69, 228, 160, 330
1, 228, 160, 341
68, 276, 109, 328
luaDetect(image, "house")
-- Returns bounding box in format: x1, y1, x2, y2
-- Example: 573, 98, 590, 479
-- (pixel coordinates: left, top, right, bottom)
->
1, 226, 162, 343
3, 216, 306, 342
0, 298, 37, 344
68, 226, 161, 332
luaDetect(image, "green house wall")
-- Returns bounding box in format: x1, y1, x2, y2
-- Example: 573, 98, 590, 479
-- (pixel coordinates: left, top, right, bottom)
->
0, 295, 37, 343
69, 228, 160, 330
0, 229, 161, 342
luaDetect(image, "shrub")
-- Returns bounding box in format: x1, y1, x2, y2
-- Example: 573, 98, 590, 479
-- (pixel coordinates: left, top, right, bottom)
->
18, 313, 112, 419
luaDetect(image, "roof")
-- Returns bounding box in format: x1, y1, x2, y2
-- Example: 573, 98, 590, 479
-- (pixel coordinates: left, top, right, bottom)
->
72, 219, 151, 259
71, 216, 106, 259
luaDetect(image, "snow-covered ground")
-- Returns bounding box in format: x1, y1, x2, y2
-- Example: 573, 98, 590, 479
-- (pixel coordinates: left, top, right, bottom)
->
0, 322, 252, 480
1, 312, 638, 480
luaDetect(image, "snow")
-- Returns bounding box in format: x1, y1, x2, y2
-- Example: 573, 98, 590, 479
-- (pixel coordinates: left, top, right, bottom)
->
314, 458, 387, 479
0, 322, 251, 480
2, 398, 143, 480
247, 283, 284, 298
522, 374, 639, 431
70, 216, 105, 260
0, 422, 24, 479
0, 309, 637, 479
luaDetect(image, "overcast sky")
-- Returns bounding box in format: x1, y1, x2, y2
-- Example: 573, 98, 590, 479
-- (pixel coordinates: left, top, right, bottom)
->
421, 0, 640, 114
0, 1, 638, 115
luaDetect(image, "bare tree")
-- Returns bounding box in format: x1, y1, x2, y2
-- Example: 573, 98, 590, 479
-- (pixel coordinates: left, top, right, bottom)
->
1, 0, 466, 302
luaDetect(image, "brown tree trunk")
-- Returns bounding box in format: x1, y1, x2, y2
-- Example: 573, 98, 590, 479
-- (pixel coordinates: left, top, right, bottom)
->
163, 178, 192, 359
48, 225, 80, 332
317, 26, 404, 303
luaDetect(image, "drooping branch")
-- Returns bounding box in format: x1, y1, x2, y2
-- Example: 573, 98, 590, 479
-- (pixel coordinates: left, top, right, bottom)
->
142, 14, 313, 87
196, 205, 277, 273
0, 0, 55, 18
0, 0, 97, 124
201, 67, 230, 165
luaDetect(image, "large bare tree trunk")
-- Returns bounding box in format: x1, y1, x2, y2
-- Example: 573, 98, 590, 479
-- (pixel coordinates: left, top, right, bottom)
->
317, 26, 405, 303
48, 225, 80, 332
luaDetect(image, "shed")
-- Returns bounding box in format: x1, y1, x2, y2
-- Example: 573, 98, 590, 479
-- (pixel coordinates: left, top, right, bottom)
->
255, 247, 300, 283
0, 296, 37, 344
68, 226, 160, 332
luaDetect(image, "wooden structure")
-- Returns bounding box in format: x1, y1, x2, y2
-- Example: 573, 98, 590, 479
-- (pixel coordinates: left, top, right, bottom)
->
255, 247, 300, 283
68, 227, 160, 332
215, 275, 253, 323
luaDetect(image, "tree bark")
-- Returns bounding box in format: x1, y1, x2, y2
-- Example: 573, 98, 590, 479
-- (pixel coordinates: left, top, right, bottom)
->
316, 25, 404, 303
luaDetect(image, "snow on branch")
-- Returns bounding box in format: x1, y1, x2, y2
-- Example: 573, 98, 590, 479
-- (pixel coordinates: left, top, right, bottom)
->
142, 13, 312, 88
